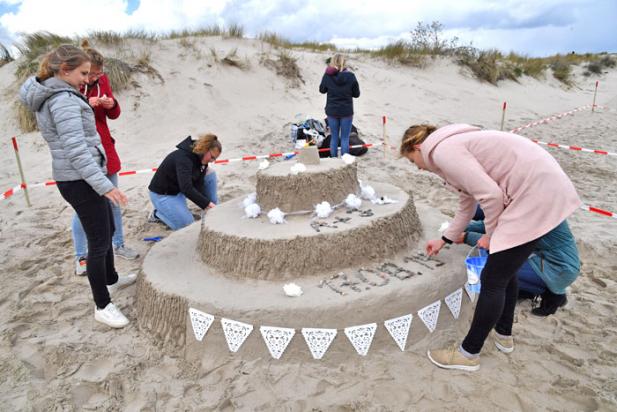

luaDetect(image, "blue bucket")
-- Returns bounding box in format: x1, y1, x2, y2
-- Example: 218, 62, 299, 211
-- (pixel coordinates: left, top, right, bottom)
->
465, 246, 488, 293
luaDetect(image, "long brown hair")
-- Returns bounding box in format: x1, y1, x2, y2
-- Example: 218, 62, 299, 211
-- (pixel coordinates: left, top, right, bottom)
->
399, 124, 437, 156
37, 45, 90, 81
192, 133, 222, 155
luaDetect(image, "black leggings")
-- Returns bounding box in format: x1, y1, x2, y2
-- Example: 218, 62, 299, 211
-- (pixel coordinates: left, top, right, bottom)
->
461, 239, 538, 354
57, 180, 118, 309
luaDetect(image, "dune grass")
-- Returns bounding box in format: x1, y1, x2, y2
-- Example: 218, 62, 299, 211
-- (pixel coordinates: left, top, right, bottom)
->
260, 49, 304, 87
0, 42, 13, 68
258, 31, 336, 52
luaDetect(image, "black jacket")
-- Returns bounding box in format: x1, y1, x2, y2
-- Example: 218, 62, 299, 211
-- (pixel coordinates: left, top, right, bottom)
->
148, 136, 210, 209
319, 70, 360, 117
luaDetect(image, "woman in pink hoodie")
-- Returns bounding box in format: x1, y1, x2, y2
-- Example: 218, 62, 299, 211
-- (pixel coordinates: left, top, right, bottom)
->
400, 124, 580, 371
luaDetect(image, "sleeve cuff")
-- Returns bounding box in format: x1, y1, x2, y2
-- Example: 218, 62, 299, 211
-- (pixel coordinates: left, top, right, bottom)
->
441, 235, 453, 245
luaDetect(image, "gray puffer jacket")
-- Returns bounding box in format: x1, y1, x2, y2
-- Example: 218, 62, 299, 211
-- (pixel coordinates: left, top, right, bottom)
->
19, 76, 114, 196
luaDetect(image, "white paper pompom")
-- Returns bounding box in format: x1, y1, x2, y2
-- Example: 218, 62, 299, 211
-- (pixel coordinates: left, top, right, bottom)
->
370, 195, 398, 205
267, 208, 286, 224
258, 159, 270, 170
315, 201, 333, 218
244, 203, 261, 218
242, 192, 257, 208
360, 184, 376, 200
438, 221, 450, 234
290, 163, 307, 175
342, 153, 356, 164
283, 283, 303, 297
345, 194, 362, 209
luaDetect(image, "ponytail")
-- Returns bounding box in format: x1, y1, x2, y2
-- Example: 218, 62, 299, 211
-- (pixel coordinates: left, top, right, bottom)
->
37, 44, 90, 81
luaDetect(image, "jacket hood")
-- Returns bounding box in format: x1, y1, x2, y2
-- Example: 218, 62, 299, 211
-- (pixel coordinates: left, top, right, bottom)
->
420, 124, 481, 172
331, 69, 354, 86
176, 136, 196, 152
19, 76, 78, 112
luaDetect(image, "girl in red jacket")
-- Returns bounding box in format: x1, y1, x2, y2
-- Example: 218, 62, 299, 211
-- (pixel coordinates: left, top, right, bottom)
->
72, 41, 139, 276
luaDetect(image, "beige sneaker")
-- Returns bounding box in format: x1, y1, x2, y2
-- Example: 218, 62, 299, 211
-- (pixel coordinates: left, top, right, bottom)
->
427, 346, 480, 371
493, 332, 514, 353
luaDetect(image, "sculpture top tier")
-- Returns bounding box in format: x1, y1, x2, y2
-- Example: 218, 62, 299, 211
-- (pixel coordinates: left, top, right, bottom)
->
256, 158, 359, 212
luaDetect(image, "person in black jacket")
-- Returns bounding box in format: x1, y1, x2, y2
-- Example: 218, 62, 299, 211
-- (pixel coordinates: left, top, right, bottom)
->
148, 134, 221, 230
319, 54, 360, 158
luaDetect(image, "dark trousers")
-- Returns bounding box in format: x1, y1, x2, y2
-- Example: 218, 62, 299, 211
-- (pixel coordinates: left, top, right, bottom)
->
57, 180, 118, 309
461, 239, 538, 354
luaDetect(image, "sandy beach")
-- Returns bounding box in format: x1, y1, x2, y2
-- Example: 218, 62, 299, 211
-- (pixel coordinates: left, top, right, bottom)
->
0, 37, 616, 411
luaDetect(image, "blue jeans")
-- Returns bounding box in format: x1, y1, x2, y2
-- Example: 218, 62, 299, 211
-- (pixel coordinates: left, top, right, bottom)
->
72, 173, 122, 259
517, 260, 547, 295
149, 171, 218, 231
328, 116, 353, 158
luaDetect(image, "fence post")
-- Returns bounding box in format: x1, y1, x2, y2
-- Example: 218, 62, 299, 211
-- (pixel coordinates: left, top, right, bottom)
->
592, 81, 598, 113
11, 136, 32, 207
500, 101, 507, 131
382, 116, 388, 159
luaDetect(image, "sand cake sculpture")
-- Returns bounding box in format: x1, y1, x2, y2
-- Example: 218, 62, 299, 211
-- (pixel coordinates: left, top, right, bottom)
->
137, 154, 473, 362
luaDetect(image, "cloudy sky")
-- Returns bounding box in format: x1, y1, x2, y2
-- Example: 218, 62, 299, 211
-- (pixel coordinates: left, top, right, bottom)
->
0, 0, 615, 57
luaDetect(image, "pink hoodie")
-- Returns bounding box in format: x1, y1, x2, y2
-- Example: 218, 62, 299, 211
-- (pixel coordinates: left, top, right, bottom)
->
420, 124, 581, 253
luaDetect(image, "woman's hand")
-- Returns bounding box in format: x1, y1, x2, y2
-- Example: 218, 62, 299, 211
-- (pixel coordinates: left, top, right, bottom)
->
88, 96, 100, 107
99, 96, 115, 109
425, 238, 446, 256
104, 188, 128, 207
206, 202, 216, 209
477, 234, 490, 250
454, 232, 466, 244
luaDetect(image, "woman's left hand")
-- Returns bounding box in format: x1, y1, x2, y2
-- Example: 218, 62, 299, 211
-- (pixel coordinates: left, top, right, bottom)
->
99, 97, 115, 109
477, 234, 490, 250
425, 238, 446, 256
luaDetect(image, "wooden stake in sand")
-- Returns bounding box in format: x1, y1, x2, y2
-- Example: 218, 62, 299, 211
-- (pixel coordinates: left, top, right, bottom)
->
592, 81, 599, 113
500, 101, 507, 131
382, 116, 388, 159
11, 137, 31, 207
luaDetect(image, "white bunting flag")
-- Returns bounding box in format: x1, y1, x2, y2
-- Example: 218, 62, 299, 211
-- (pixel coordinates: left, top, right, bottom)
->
344, 323, 377, 356
417, 300, 441, 333
464, 282, 477, 303
445, 288, 463, 320
384, 314, 413, 351
188, 308, 215, 342
221, 318, 253, 353
260, 326, 295, 360
302, 328, 337, 360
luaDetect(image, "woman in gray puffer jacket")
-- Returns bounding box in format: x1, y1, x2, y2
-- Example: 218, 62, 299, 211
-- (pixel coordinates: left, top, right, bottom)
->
20, 45, 134, 329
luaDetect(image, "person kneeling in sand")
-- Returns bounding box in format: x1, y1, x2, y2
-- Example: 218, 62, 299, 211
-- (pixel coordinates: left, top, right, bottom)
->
400, 123, 580, 372
148, 134, 221, 230
456, 206, 579, 317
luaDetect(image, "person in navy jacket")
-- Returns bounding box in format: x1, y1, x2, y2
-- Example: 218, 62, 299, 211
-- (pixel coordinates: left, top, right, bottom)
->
319, 54, 360, 158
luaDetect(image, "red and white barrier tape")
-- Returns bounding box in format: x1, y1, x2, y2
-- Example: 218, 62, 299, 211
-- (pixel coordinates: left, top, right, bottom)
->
509, 104, 603, 134
580, 204, 616, 219
1, 144, 374, 200
531, 139, 617, 157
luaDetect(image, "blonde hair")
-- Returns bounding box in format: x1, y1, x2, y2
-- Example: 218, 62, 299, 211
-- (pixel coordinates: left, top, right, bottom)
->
81, 39, 104, 68
37, 44, 90, 81
330, 53, 346, 71
399, 124, 437, 156
192, 133, 222, 155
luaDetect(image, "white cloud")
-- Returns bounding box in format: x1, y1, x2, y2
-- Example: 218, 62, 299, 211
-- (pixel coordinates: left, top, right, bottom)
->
0, 0, 615, 56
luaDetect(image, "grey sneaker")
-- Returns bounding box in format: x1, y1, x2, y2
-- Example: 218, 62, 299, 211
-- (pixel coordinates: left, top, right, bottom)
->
108, 273, 138, 294
147, 209, 161, 223
114, 245, 140, 260
75, 257, 87, 276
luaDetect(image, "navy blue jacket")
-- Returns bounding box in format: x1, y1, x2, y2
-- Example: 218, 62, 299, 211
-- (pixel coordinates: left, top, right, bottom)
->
319, 70, 360, 117
148, 136, 210, 209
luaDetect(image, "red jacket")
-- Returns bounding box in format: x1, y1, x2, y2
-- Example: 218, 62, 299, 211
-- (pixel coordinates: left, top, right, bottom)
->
81, 74, 122, 175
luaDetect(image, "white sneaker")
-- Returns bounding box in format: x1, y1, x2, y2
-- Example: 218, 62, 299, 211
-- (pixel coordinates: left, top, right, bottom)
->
108, 273, 138, 294
75, 257, 87, 276
94, 303, 129, 328
113, 245, 140, 260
